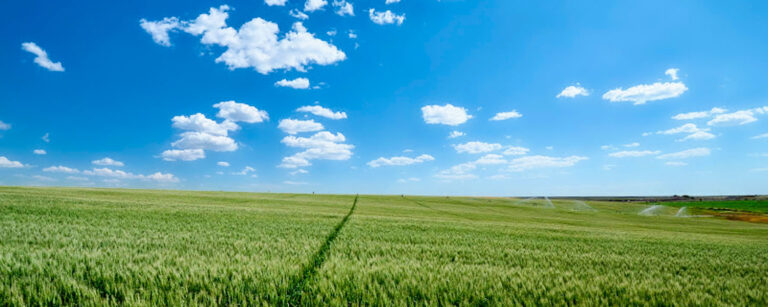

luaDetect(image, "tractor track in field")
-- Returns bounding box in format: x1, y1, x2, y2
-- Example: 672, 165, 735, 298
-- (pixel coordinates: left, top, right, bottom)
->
285, 195, 358, 306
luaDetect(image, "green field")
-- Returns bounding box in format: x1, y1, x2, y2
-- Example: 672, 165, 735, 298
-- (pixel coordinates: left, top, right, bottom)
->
663, 199, 768, 214
1, 187, 767, 305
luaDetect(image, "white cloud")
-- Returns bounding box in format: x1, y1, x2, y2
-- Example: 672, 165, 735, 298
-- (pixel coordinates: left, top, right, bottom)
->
677, 131, 716, 142
454, 141, 502, 154
289, 9, 309, 20
290, 169, 309, 175
0, 157, 24, 168
435, 163, 477, 180
83, 167, 178, 182
139, 17, 180, 46
145, 172, 180, 183
707, 110, 757, 126
507, 155, 588, 172
33, 149, 46, 155
752, 133, 768, 140
92, 157, 124, 167
624, 142, 640, 148
279, 131, 354, 168
369, 9, 405, 25
397, 177, 420, 183
656, 148, 710, 160
368, 154, 434, 167
671, 107, 726, 120
265, 0, 288, 6
603, 82, 687, 105
327, 30, 337, 36
556, 85, 589, 98
421, 104, 471, 126
278, 119, 324, 134
32, 175, 56, 182
21, 42, 65, 72
275, 77, 310, 89
448, 131, 465, 138
490, 111, 522, 121
162, 149, 205, 161
502, 146, 529, 156
333, 0, 354, 16
233, 166, 256, 175
143, 6, 346, 74
600, 145, 618, 151
304, 0, 328, 12
348, 30, 357, 39
172, 113, 238, 136
665, 68, 679, 80
172, 132, 238, 152
297, 105, 347, 119
608, 150, 660, 158
657, 123, 708, 135
0, 120, 10, 130
386, 0, 401, 3
214, 101, 269, 123
665, 161, 687, 166
474, 154, 507, 165
42, 133, 50, 143
217, 161, 230, 167
43, 165, 79, 173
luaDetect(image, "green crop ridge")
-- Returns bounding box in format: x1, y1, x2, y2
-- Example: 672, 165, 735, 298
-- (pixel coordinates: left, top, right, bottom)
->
285, 195, 358, 306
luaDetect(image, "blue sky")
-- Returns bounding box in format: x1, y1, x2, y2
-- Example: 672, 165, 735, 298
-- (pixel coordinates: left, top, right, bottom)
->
1, 0, 767, 196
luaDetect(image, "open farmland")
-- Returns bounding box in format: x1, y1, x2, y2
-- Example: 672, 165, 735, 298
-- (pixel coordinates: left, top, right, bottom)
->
1, 187, 767, 305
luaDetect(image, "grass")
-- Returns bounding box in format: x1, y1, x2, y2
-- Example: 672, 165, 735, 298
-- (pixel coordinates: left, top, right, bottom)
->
664, 199, 768, 213
1, 187, 767, 305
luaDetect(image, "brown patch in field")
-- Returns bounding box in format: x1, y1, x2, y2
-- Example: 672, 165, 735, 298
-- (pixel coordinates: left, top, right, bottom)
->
703, 210, 768, 224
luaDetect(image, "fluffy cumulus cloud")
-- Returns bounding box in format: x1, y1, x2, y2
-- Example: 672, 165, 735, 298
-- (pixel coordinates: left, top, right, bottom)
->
507, 155, 588, 172
556, 84, 589, 98
0, 120, 10, 130
656, 123, 715, 142
217, 161, 230, 167
265, 0, 288, 6
141, 5, 346, 74
656, 148, 711, 160
386, 0, 401, 3
608, 150, 660, 158
33, 149, 46, 155
92, 157, 124, 167
435, 163, 477, 180
275, 77, 310, 89
603, 77, 687, 105
304, 0, 328, 12
43, 165, 80, 173
448, 131, 465, 138
278, 119, 324, 134
474, 154, 507, 165
454, 141, 502, 154
165, 101, 267, 161
333, 0, 354, 16
672, 107, 726, 120
503, 146, 530, 156
139, 17, 180, 46
368, 154, 434, 167
289, 9, 309, 20
707, 107, 768, 126
161, 149, 205, 161
369, 9, 405, 25
665, 68, 680, 80
83, 167, 178, 182
279, 131, 354, 168
490, 111, 522, 121
214, 100, 269, 123
421, 104, 471, 126
21, 42, 65, 72
0, 156, 24, 168
297, 105, 347, 119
